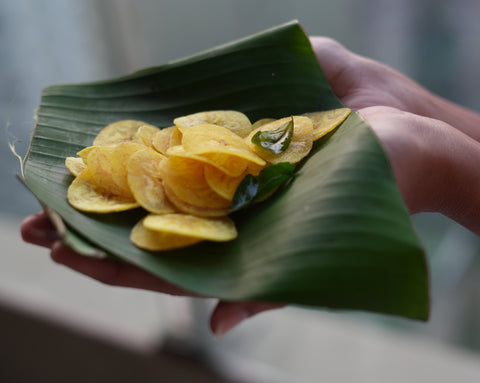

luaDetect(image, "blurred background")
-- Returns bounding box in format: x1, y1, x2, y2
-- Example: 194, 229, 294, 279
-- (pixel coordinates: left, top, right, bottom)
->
1, 0, 480, 381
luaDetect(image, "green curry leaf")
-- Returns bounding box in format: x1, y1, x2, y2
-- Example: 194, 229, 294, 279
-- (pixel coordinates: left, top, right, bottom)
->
252, 117, 294, 154
231, 162, 296, 211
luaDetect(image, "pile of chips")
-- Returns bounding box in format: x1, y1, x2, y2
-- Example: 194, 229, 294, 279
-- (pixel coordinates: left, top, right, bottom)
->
66, 109, 350, 251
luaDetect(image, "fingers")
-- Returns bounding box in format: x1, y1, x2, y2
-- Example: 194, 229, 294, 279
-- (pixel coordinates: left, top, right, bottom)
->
21, 212, 280, 334
310, 36, 360, 100
210, 300, 284, 336
21, 211, 59, 248
50, 240, 199, 296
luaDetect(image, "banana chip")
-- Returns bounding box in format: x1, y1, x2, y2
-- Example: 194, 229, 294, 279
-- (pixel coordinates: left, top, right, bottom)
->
110, 142, 146, 198
152, 126, 176, 155
84, 146, 125, 197
166, 144, 251, 178
251, 118, 275, 130
204, 164, 260, 201
158, 155, 231, 211
180, 123, 266, 176
143, 213, 237, 241
163, 184, 231, 218
245, 116, 314, 164
303, 108, 351, 141
65, 157, 86, 176
174, 110, 252, 138
127, 148, 176, 214
67, 169, 139, 213
93, 120, 156, 146
137, 124, 162, 147
130, 218, 201, 251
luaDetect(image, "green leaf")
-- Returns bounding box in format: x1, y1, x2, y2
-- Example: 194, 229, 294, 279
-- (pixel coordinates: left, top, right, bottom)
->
252, 117, 294, 154
20, 21, 429, 320
231, 162, 296, 211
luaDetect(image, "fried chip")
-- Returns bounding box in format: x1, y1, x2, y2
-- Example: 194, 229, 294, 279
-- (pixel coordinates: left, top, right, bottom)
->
163, 184, 231, 218
65, 157, 86, 176
77, 146, 96, 162
166, 144, 250, 178
152, 126, 175, 155
158, 155, 231, 211
67, 169, 139, 213
174, 110, 252, 138
180, 123, 266, 176
204, 164, 260, 201
127, 148, 177, 214
245, 116, 314, 164
137, 124, 162, 147
303, 108, 351, 141
130, 218, 201, 251
144, 213, 237, 241
251, 118, 275, 130
110, 142, 146, 198
84, 146, 124, 197
93, 120, 156, 146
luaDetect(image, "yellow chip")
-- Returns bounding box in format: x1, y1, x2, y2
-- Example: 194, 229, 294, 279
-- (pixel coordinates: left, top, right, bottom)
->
130, 218, 201, 251
65, 157, 86, 176
144, 213, 237, 241
180, 124, 266, 175
163, 184, 231, 218
303, 108, 351, 141
251, 118, 275, 130
174, 110, 252, 138
170, 126, 183, 147
127, 148, 176, 214
67, 169, 139, 213
166, 144, 249, 178
93, 120, 155, 146
158, 155, 230, 211
137, 124, 162, 147
245, 116, 314, 164
204, 164, 260, 201
85, 146, 124, 197
110, 142, 146, 198
152, 126, 175, 155
77, 146, 96, 161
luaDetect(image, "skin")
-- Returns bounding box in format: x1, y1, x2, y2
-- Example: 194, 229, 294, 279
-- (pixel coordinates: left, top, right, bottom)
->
21, 37, 480, 336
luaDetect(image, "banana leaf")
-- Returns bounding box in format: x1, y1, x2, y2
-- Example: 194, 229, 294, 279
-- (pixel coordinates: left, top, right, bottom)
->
20, 21, 429, 320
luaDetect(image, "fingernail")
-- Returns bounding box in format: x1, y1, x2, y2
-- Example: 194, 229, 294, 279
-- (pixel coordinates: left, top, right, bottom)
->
213, 309, 249, 337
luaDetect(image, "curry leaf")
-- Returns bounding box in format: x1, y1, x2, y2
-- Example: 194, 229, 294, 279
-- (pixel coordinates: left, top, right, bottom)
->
231, 162, 296, 211
252, 117, 294, 154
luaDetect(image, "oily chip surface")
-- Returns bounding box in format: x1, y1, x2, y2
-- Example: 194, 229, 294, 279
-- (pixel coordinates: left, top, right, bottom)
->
93, 120, 155, 146
127, 148, 176, 214
245, 116, 314, 164
67, 169, 139, 213
304, 108, 351, 141
130, 218, 202, 251
143, 213, 237, 241
65, 157, 86, 176
174, 110, 253, 138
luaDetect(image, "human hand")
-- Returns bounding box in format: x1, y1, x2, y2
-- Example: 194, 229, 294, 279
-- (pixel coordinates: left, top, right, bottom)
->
20, 211, 282, 336
311, 37, 480, 142
359, 105, 480, 235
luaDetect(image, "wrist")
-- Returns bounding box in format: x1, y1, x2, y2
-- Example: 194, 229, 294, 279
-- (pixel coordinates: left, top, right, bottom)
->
423, 93, 480, 142
417, 118, 480, 235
